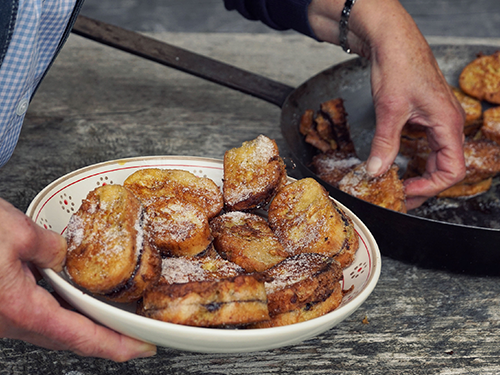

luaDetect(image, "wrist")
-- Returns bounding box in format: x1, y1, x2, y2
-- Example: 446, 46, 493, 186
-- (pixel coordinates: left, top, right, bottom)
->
308, 0, 417, 58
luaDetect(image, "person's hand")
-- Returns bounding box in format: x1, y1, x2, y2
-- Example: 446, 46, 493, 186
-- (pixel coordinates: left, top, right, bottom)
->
0, 198, 156, 361
308, 0, 466, 209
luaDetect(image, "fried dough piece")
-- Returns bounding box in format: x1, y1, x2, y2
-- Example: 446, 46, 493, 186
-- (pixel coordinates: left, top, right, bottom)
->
124, 168, 223, 219
145, 197, 212, 257
459, 51, 500, 104
137, 274, 270, 327
159, 250, 245, 285
250, 284, 343, 328
250, 253, 344, 328
338, 162, 407, 213
65, 185, 160, 302
210, 212, 288, 272
223, 135, 287, 211
320, 98, 356, 155
262, 253, 342, 316
300, 110, 334, 153
451, 86, 483, 136
437, 178, 493, 198
301, 98, 356, 156
312, 151, 361, 187
268, 178, 359, 260
481, 106, 500, 145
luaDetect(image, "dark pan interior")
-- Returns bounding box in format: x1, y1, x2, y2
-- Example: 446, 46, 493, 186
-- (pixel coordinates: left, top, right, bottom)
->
280, 44, 500, 275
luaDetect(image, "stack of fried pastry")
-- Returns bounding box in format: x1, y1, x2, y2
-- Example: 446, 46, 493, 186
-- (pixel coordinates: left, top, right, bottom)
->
300, 98, 407, 212
65, 134, 360, 328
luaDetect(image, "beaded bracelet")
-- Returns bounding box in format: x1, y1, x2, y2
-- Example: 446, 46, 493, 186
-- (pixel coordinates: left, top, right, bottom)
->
339, 0, 357, 53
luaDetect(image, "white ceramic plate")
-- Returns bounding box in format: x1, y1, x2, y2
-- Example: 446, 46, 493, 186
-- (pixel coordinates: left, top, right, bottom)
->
26, 156, 381, 353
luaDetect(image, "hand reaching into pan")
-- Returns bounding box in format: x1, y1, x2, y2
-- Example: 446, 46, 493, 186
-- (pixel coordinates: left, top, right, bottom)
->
0, 198, 156, 361
308, 0, 466, 209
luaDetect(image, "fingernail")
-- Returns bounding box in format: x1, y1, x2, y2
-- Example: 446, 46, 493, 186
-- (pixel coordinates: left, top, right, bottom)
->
366, 156, 383, 176
137, 349, 157, 359
135, 343, 157, 359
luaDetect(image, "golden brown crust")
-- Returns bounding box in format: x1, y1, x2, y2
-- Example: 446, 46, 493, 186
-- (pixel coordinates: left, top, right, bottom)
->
210, 212, 288, 272
301, 98, 356, 156
124, 168, 223, 219
451, 86, 483, 136
482, 106, 500, 145
459, 51, 500, 104
319, 98, 356, 155
268, 178, 359, 258
262, 253, 343, 316
437, 178, 493, 198
250, 282, 343, 328
137, 274, 270, 327
461, 139, 500, 184
299, 109, 315, 136
106, 231, 161, 303
159, 251, 245, 285
223, 135, 287, 211
145, 197, 212, 257
65, 185, 160, 302
312, 151, 361, 187
338, 163, 407, 213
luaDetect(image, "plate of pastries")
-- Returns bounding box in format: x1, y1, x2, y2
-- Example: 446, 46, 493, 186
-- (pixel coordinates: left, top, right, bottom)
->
27, 135, 380, 353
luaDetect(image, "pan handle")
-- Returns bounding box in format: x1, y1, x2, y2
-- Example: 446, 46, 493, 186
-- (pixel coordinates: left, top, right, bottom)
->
71, 15, 295, 108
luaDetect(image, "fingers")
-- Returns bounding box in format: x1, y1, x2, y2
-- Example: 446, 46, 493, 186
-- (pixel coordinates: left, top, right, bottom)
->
0, 199, 67, 272
0, 199, 156, 361
403, 138, 466, 209
2, 280, 156, 362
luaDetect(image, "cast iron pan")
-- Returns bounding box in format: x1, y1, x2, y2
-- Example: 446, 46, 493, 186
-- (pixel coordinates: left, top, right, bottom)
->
72, 16, 500, 275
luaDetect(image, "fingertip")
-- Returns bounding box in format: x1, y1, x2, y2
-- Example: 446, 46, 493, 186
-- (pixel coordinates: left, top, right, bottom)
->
366, 156, 383, 176
133, 343, 157, 359
47, 231, 67, 272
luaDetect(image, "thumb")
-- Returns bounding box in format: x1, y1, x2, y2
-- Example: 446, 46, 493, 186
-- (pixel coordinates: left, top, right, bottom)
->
366, 108, 406, 177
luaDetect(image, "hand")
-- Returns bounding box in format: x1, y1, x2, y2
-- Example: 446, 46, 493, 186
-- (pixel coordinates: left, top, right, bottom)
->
0, 198, 156, 361
308, 0, 466, 209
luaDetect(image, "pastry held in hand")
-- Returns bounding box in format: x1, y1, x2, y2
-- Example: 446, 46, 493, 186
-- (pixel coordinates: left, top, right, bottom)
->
338, 162, 407, 213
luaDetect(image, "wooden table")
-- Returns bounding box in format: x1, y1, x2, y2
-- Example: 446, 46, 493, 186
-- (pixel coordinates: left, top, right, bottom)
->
1, 31, 500, 374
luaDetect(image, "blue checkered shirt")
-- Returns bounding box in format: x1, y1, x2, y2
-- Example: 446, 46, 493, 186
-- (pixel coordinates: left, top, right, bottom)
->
0, 0, 77, 168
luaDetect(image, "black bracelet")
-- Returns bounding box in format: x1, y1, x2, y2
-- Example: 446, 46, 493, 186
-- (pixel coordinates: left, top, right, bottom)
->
339, 0, 357, 53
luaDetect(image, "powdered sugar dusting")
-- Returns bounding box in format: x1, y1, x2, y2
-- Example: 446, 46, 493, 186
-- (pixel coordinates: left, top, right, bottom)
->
338, 163, 371, 197
265, 254, 325, 295
161, 256, 244, 284
66, 215, 84, 252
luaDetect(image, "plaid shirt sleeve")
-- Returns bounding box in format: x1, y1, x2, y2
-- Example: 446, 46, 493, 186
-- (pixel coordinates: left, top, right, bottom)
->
0, 0, 77, 168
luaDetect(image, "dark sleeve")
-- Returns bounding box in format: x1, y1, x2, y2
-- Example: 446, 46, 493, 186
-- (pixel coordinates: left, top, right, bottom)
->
223, 0, 317, 39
